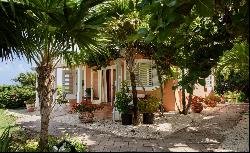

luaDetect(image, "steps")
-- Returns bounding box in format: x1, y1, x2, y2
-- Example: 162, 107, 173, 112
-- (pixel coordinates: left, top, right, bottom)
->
93, 103, 113, 120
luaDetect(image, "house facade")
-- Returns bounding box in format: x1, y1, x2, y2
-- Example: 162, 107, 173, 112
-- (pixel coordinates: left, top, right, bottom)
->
50, 56, 215, 120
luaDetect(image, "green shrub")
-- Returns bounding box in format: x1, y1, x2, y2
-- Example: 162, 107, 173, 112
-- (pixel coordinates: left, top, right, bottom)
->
115, 81, 133, 114
0, 85, 35, 109
237, 92, 248, 102
138, 95, 160, 113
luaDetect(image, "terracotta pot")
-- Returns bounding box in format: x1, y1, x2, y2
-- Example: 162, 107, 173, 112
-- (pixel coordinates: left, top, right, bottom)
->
191, 103, 203, 113
208, 101, 217, 107
26, 103, 35, 112
79, 112, 94, 123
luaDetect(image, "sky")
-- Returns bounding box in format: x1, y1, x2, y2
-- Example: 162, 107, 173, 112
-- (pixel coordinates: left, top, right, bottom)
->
0, 57, 62, 85
0, 58, 33, 85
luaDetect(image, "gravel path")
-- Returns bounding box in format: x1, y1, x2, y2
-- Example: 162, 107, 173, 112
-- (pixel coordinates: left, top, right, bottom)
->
5, 103, 249, 152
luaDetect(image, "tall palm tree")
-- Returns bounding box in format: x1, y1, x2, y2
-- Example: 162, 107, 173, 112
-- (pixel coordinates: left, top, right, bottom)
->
1, 0, 110, 151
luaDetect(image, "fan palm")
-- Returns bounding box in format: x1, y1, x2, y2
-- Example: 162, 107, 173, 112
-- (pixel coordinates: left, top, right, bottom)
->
1, 0, 110, 151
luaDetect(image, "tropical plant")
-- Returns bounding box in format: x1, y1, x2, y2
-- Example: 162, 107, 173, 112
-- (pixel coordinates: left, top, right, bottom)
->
138, 95, 160, 113
215, 42, 249, 99
0, 126, 18, 152
115, 81, 133, 114
1, 0, 111, 151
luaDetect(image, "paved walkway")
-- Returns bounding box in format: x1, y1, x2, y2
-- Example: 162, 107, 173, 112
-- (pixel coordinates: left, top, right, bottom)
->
16, 103, 249, 152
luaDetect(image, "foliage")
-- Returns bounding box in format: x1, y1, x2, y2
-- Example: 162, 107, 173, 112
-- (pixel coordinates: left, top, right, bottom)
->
138, 95, 160, 113
204, 94, 220, 107
237, 92, 248, 103
215, 42, 249, 99
115, 81, 133, 114
0, 126, 18, 152
12, 72, 36, 87
0, 109, 16, 135
12, 131, 87, 152
73, 101, 104, 113
0, 85, 35, 109
56, 86, 69, 105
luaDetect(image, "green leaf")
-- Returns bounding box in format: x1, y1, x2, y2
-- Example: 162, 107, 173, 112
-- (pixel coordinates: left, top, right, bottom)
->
195, 0, 214, 17
198, 79, 206, 86
137, 28, 148, 37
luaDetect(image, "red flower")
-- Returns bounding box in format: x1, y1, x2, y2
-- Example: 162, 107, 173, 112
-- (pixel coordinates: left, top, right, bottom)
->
73, 101, 104, 113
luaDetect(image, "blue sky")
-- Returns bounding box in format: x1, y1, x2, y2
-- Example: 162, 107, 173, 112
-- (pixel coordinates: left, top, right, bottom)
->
0, 58, 34, 85
0, 57, 62, 85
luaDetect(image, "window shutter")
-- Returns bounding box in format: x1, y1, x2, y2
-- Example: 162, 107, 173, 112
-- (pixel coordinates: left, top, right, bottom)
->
62, 68, 74, 94
205, 75, 212, 87
126, 61, 153, 87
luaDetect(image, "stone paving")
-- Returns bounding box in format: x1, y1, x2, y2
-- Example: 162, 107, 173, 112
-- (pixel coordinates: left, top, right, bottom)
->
12, 103, 249, 152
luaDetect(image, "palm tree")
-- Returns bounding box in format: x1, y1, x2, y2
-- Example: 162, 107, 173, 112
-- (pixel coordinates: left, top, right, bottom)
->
1, 0, 109, 151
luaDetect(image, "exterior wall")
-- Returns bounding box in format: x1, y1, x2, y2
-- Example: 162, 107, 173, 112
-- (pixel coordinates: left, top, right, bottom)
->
86, 67, 91, 88
162, 80, 176, 111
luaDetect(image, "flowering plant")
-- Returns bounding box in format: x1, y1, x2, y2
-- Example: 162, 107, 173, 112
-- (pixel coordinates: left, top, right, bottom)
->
204, 94, 220, 107
73, 101, 104, 113
191, 96, 204, 113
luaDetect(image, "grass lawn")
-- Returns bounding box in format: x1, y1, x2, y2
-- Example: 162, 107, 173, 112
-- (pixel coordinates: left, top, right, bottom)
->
0, 109, 17, 135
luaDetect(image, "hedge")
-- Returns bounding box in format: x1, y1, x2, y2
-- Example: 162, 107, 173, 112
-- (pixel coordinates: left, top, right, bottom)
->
0, 85, 35, 109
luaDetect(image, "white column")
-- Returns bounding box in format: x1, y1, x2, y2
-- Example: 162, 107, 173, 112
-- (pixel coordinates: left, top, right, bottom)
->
84, 66, 87, 96
110, 68, 113, 105
53, 68, 57, 102
35, 73, 39, 110
103, 69, 107, 102
124, 60, 127, 81
98, 69, 102, 103
113, 58, 122, 121
91, 68, 93, 102
115, 58, 121, 92
77, 65, 83, 103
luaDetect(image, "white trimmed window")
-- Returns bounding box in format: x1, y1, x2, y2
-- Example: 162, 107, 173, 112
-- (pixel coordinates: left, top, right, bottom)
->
126, 60, 153, 87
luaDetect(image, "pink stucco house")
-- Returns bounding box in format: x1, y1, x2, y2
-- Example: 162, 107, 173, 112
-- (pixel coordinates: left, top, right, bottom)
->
48, 56, 215, 120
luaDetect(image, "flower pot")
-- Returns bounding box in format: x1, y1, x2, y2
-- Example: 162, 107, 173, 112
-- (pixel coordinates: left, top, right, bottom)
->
143, 113, 154, 124
191, 103, 203, 113
121, 113, 133, 125
208, 101, 217, 107
26, 103, 35, 112
78, 112, 94, 123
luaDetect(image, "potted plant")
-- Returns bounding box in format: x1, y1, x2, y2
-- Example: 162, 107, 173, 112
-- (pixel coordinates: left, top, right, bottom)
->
73, 101, 103, 123
115, 81, 133, 125
24, 93, 36, 112
191, 96, 204, 113
205, 94, 220, 107
138, 95, 160, 124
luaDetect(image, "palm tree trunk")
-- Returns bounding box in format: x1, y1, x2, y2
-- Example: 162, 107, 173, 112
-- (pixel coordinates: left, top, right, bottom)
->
130, 71, 139, 125
36, 64, 54, 152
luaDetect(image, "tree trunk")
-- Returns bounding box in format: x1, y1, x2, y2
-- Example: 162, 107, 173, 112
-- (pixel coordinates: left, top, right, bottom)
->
130, 71, 139, 125
36, 64, 54, 152
156, 64, 164, 116
184, 93, 192, 115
